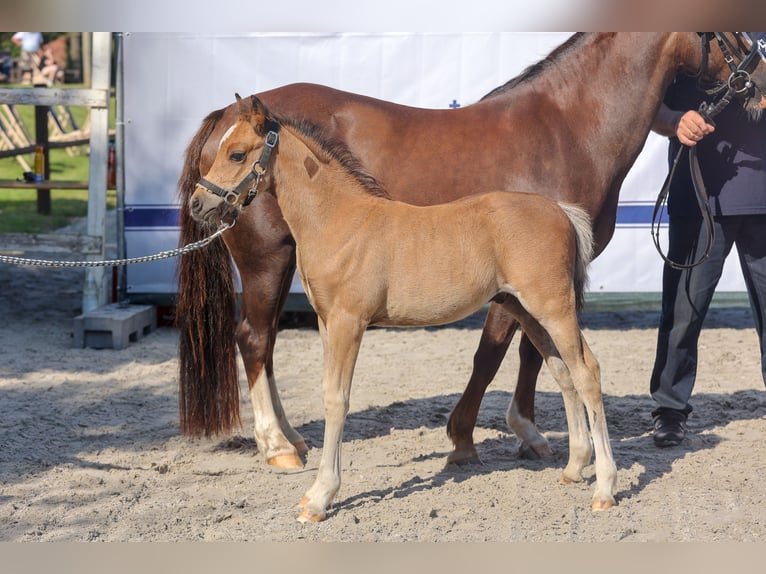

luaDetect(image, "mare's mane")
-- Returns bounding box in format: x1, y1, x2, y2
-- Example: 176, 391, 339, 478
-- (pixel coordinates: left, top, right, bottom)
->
272, 113, 391, 200
480, 32, 587, 100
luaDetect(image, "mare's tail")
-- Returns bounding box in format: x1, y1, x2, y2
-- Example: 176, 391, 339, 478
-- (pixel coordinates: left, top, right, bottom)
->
176, 108, 241, 436
558, 202, 594, 311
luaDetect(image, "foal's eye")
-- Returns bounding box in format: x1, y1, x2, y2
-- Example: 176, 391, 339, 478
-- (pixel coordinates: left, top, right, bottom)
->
229, 151, 246, 163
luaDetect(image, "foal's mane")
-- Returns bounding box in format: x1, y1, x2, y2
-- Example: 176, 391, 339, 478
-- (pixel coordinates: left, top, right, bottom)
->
480, 32, 587, 100
273, 114, 391, 199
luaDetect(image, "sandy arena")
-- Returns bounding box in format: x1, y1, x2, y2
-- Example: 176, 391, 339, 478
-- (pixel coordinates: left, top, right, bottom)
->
1, 226, 765, 542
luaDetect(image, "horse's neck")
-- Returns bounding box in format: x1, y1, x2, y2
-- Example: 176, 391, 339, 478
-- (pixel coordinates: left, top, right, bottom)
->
273, 128, 376, 241
526, 33, 684, 158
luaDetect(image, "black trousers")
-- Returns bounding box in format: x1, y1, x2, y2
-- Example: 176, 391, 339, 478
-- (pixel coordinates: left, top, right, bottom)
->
650, 214, 766, 414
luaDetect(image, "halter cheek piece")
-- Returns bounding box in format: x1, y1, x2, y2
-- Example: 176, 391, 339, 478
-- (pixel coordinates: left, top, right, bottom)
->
197, 128, 279, 222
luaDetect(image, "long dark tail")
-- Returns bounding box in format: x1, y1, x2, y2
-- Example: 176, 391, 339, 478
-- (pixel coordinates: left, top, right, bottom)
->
176, 108, 241, 437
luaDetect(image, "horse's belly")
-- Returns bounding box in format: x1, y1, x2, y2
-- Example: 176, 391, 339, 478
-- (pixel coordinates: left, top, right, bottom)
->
373, 286, 493, 327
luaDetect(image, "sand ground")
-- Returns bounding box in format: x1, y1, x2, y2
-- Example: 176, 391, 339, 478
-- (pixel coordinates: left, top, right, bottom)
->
1, 222, 765, 542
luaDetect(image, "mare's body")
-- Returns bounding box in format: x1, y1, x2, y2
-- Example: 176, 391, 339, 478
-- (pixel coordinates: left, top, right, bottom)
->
177, 33, 766, 469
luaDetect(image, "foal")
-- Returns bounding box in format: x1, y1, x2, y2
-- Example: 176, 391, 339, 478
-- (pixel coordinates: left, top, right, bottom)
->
191, 95, 617, 522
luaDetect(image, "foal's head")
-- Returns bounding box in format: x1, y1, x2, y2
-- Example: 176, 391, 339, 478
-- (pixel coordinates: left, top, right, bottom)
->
189, 94, 277, 226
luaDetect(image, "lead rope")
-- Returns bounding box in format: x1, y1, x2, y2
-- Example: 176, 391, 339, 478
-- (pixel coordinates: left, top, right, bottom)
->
650, 93, 732, 271
0, 220, 233, 268
651, 142, 716, 270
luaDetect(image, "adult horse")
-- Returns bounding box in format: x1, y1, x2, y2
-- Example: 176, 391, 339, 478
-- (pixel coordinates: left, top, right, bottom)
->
190, 94, 615, 521
177, 33, 766, 469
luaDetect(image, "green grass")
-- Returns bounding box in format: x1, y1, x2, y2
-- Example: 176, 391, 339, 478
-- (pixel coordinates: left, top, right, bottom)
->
0, 89, 116, 233
0, 189, 116, 233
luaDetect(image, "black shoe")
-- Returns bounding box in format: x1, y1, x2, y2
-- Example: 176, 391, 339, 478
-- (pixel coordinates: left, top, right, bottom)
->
652, 408, 687, 447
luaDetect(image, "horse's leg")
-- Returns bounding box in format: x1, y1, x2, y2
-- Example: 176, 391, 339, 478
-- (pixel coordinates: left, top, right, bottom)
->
506, 333, 553, 459
237, 260, 308, 469
570, 333, 617, 510
446, 302, 519, 464
446, 301, 550, 464
516, 316, 592, 477
228, 196, 306, 470
297, 313, 366, 523
520, 308, 616, 510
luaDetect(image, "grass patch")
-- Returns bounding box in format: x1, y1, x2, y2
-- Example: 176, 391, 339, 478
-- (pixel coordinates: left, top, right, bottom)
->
0, 189, 117, 233
0, 92, 116, 233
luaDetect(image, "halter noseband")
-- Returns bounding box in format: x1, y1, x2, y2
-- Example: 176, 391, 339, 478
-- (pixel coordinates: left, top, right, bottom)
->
197, 127, 279, 222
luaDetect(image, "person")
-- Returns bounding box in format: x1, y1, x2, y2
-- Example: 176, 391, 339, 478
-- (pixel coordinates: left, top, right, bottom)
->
37, 46, 61, 86
11, 32, 44, 85
0, 51, 12, 82
649, 71, 766, 447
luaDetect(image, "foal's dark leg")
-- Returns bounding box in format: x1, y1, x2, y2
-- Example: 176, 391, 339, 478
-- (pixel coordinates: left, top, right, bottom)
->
446, 302, 519, 463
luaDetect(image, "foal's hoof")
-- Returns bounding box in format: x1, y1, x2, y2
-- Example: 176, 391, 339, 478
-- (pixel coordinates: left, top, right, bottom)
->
591, 497, 616, 511
297, 508, 325, 523
297, 498, 326, 523
267, 452, 304, 470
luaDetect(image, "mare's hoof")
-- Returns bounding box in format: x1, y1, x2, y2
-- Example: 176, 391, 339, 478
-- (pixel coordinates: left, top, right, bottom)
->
518, 441, 553, 460
446, 446, 480, 466
267, 452, 304, 470
558, 474, 582, 485
293, 439, 309, 457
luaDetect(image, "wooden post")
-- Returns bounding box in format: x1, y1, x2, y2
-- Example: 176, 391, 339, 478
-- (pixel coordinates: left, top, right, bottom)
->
34, 100, 50, 215
82, 33, 92, 88
69, 34, 82, 82
81, 32, 111, 313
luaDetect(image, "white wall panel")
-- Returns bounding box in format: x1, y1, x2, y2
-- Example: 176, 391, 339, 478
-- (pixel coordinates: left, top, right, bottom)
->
123, 32, 747, 297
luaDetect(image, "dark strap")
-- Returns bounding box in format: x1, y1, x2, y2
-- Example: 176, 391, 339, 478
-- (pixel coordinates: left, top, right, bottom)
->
199, 169, 258, 205
242, 129, 279, 207
651, 142, 715, 270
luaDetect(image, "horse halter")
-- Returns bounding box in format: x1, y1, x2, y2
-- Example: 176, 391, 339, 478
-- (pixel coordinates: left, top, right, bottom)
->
197, 127, 279, 223
696, 32, 765, 117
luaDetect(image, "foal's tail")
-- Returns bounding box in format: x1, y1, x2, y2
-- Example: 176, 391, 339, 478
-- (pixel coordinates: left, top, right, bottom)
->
558, 202, 594, 311
176, 108, 241, 437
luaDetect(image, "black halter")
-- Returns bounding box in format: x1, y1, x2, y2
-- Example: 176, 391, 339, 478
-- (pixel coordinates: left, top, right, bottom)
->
696, 32, 764, 113
197, 127, 279, 221
712, 32, 764, 91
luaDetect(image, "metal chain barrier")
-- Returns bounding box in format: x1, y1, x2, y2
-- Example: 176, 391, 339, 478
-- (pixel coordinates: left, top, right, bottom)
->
0, 222, 232, 268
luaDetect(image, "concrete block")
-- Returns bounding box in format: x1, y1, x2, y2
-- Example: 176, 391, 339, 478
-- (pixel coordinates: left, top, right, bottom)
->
73, 303, 157, 350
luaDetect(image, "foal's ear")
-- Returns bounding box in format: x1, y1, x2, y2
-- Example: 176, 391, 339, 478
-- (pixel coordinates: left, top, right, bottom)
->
235, 92, 249, 116
234, 92, 267, 118
249, 96, 269, 123
235, 94, 270, 135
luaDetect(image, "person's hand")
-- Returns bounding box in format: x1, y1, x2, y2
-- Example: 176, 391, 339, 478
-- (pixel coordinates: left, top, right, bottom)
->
676, 110, 715, 146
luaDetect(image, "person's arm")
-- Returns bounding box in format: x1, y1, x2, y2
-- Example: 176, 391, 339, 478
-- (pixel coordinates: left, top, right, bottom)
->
652, 102, 715, 147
